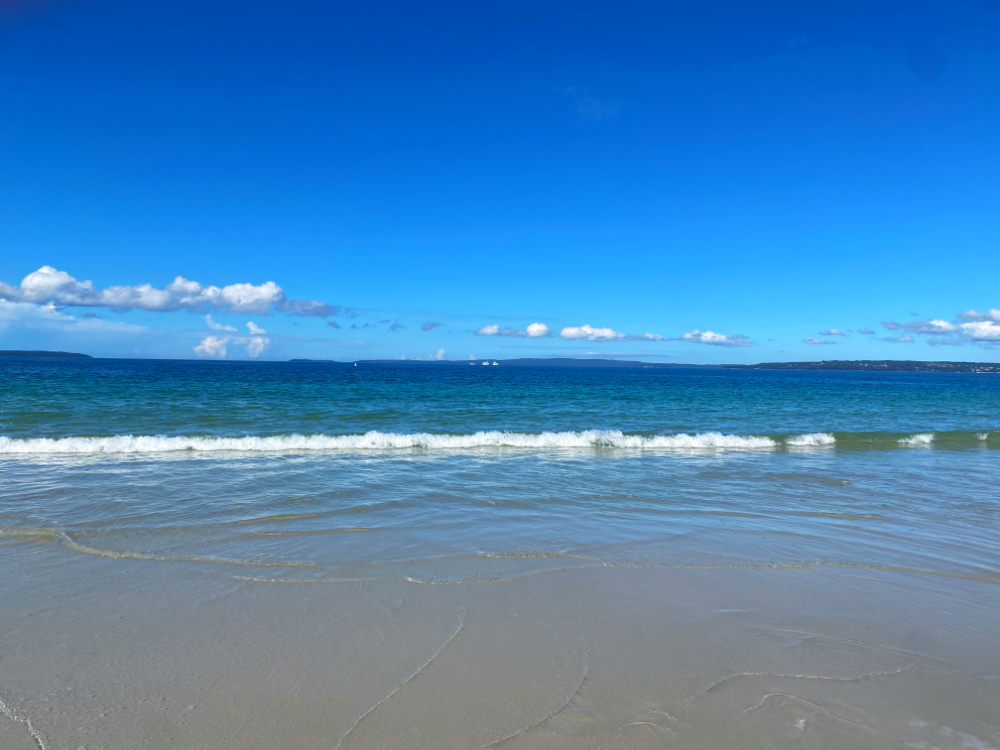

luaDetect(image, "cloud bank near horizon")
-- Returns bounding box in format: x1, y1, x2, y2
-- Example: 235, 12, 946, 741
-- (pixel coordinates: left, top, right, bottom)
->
4, 265, 999, 358
880, 312, 1000, 344
475, 323, 754, 347
677, 330, 751, 347
0, 266, 341, 318
475, 322, 663, 342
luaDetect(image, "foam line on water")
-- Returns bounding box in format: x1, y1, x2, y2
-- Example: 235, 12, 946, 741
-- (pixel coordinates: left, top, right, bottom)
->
0, 694, 47, 750
1, 430, 994, 456
8, 526, 995, 586
0, 431, 782, 454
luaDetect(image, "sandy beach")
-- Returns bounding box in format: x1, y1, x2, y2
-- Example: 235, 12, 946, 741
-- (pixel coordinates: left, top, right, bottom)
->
2, 528, 998, 750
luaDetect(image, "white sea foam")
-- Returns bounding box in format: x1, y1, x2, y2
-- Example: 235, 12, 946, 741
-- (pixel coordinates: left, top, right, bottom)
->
0, 431, 780, 455
785, 432, 836, 447
1, 430, 970, 456
899, 433, 935, 446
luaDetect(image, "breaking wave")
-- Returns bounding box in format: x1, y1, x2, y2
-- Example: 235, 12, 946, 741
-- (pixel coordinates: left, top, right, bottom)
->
0, 430, 783, 455
786, 432, 836, 447
899, 433, 935, 446
0, 430, 992, 456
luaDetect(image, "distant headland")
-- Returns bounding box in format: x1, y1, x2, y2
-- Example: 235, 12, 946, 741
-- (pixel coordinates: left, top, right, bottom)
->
725, 360, 1000, 373
0, 350, 92, 358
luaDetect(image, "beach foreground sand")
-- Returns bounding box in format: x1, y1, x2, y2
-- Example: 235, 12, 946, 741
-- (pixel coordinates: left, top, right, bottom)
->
1, 539, 997, 750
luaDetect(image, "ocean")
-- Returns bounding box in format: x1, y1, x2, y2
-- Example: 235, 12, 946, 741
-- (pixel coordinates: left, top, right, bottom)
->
1, 358, 998, 749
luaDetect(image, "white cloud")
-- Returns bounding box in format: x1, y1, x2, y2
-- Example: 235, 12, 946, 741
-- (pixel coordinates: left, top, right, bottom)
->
560, 325, 621, 341
194, 336, 228, 358
434, 348, 446, 360
246, 321, 266, 335
875, 308, 1000, 345
245, 337, 270, 357
193, 332, 270, 358
959, 309, 1000, 322
960, 320, 1000, 340
804, 337, 837, 345
559, 324, 662, 342
924, 319, 958, 333
0, 266, 339, 317
883, 319, 958, 334
819, 328, 845, 336
475, 322, 552, 338
475, 321, 659, 342
858, 328, 876, 335
205, 315, 237, 332
679, 330, 751, 347
19, 266, 91, 304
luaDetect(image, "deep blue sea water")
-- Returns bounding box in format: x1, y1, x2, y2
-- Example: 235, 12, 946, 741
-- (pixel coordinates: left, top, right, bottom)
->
1, 357, 998, 584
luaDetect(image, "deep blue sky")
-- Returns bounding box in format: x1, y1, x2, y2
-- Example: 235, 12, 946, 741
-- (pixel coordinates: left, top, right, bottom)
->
1, 0, 998, 361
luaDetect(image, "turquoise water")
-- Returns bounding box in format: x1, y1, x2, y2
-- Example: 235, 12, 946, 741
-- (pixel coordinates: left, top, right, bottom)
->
2, 357, 999, 442
1, 357, 998, 584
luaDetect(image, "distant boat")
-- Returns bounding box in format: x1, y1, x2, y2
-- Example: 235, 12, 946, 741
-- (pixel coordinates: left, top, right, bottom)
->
482, 361, 489, 366
492, 361, 499, 366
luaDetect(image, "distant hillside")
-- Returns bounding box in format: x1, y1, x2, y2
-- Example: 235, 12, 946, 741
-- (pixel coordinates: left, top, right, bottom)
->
726, 360, 1000, 373
0, 350, 92, 358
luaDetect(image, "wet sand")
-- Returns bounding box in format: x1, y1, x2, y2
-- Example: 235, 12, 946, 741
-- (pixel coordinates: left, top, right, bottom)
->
1, 538, 998, 750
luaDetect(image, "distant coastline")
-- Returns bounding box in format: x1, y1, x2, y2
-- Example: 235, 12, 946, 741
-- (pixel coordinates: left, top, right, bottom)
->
340, 358, 721, 368
294, 357, 1000, 372
0, 350, 92, 358
2, 353, 996, 372
725, 360, 1000, 373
